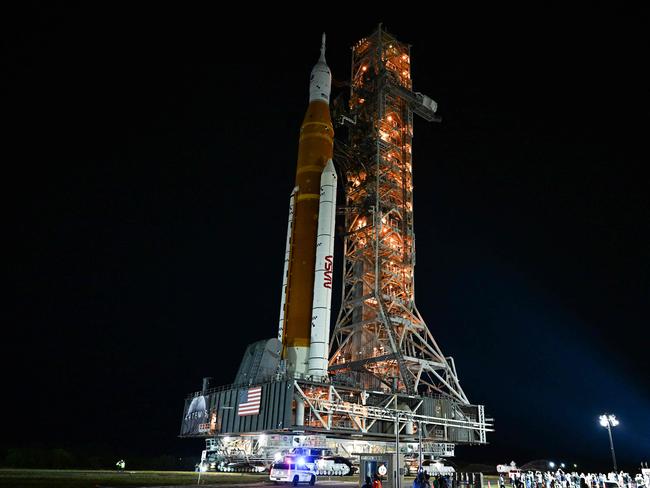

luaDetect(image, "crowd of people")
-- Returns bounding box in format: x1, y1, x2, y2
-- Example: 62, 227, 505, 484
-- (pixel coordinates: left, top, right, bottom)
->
412, 472, 456, 488
363, 470, 452, 488
501, 470, 650, 488
368, 469, 649, 488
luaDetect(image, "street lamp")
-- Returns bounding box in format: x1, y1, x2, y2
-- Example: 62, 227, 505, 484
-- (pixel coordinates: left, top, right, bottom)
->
599, 414, 619, 472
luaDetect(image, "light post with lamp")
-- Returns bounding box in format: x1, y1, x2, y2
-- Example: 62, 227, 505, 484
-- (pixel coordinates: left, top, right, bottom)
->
599, 414, 619, 472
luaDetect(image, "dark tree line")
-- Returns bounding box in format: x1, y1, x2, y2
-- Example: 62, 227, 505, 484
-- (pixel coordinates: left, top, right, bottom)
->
0, 447, 197, 470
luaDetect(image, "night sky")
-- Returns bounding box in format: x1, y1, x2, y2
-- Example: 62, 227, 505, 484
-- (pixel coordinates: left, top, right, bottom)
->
5, 5, 649, 470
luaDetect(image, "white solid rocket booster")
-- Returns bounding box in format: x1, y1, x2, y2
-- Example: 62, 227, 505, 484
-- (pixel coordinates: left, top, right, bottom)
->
308, 159, 337, 379
278, 186, 298, 341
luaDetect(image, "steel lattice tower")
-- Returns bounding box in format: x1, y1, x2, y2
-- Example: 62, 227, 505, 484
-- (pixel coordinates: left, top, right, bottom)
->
330, 26, 468, 403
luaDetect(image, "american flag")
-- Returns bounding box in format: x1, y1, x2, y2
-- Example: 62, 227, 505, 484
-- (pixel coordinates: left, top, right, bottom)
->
238, 386, 262, 416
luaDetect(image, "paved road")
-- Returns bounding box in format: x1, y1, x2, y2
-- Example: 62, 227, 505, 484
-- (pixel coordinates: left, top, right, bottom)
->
268, 482, 357, 486
145, 481, 359, 488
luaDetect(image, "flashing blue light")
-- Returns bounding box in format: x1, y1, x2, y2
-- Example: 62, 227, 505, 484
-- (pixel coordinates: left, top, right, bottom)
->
297, 457, 306, 466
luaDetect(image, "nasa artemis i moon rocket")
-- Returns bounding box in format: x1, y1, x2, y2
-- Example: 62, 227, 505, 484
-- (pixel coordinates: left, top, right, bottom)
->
277, 34, 337, 380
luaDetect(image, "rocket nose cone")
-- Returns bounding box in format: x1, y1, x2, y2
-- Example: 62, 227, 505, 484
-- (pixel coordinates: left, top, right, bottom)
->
309, 34, 331, 103
324, 158, 336, 174
322, 159, 337, 181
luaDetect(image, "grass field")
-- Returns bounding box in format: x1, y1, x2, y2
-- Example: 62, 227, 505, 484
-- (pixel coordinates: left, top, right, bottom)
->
0, 469, 271, 488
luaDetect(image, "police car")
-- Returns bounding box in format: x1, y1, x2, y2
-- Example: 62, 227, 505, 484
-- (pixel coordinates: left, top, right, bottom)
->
269, 458, 317, 486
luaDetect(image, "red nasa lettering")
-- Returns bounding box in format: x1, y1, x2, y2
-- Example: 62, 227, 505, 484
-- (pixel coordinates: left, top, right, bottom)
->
323, 255, 333, 288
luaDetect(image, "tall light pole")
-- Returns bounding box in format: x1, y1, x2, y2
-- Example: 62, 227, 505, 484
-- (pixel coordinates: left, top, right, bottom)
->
599, 414, 619, 472
394, 412, 402, 488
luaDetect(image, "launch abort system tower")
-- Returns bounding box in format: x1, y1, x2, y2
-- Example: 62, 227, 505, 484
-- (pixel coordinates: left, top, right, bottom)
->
180, 26, 491, 466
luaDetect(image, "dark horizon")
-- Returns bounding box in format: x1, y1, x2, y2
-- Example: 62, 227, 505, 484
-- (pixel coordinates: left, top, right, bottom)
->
5, 5, 648, 472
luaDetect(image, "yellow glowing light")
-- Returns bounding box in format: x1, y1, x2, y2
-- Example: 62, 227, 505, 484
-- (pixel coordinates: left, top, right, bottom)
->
387, 115, 393, 122
361, 65, 367, 72
402, 54, 408, 60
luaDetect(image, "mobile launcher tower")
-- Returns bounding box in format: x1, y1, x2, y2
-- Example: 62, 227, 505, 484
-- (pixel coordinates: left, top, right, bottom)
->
181, 26, 492, 464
